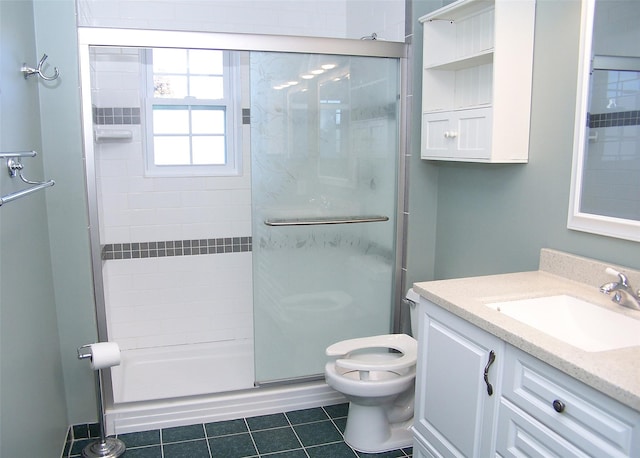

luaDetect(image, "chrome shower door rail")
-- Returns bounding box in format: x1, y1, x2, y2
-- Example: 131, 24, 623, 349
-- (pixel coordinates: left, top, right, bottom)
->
264, 215, 389, 226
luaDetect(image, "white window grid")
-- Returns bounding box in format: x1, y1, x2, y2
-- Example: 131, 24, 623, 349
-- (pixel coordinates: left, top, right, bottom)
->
143, 49, 241, 177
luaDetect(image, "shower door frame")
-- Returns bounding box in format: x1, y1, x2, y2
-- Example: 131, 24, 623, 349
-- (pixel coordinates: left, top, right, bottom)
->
77, 27, 408, 406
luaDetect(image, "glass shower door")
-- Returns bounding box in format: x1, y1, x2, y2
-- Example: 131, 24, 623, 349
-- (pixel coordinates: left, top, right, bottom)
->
251, 51, 400, 383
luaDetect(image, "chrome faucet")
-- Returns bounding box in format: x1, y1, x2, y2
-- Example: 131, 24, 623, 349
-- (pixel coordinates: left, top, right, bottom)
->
599, 267, 640, 310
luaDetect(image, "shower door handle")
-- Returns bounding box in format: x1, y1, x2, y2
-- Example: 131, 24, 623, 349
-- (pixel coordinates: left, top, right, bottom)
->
264, 215, 389, 226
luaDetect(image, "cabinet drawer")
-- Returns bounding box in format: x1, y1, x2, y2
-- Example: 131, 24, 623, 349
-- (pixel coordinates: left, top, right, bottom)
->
504, 347, 640, 457
497, 399, 590, 457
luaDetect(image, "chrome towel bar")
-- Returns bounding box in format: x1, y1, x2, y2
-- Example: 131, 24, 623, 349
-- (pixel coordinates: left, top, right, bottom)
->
0, 180, 55, 206
0, 151, 55, 207
264, 215, 389, 226
0, 151, 37, 158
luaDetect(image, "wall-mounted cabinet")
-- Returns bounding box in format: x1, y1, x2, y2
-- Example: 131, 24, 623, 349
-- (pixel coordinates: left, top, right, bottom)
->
419, 0, 536, 162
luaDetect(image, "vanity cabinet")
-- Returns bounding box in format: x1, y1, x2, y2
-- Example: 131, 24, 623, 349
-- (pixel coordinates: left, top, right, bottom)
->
419, 0, 535, 162
414, 298, 640, 457
414, 299, 504, 457
498, 346, 640, 457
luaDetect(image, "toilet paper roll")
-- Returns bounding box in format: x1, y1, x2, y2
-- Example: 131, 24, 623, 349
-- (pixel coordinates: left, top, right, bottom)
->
88, 342, 121, 370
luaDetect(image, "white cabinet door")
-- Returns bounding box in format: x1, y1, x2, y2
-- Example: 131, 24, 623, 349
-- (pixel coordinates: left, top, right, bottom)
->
421, 107, 492, 161
414, 299, 504, 457
421, 112, 451, 157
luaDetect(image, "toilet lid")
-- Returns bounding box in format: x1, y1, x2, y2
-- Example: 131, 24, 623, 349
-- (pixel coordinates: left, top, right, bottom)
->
326, 334, 417, 373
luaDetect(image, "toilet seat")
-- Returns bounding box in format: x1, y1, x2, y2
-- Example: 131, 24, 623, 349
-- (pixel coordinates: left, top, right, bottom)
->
326, 334, 417, 373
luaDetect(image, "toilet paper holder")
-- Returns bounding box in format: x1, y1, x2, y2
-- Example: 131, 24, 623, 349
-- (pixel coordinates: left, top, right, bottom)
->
77, 343, 126, 458
77, 342, 121, 370
77, 344, 92, 360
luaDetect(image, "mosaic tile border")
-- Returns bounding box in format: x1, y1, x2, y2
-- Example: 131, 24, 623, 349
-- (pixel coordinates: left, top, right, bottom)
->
242, 108, 251, 125
102, 237, 252, 260
589, 110, 640, 128
92, 106, 250, 126
93, 106, 141, 125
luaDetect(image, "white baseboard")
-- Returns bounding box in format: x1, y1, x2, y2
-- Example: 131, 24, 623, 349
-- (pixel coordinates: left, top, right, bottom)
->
105, 380, 346, 435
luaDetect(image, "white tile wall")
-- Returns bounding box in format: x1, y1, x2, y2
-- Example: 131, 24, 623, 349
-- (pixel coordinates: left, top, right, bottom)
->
77, 0, 405, 42
93, 50, 253, 244
103, 254, 253, 350
93, 48, 253, 352
346, 0, 405, 41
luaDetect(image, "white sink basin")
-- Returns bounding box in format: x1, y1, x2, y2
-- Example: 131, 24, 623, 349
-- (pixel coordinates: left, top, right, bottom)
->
486, 294, 640, 352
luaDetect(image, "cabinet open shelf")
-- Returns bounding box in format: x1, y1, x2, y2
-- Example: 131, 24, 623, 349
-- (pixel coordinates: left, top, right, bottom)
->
425, 50, 493, 71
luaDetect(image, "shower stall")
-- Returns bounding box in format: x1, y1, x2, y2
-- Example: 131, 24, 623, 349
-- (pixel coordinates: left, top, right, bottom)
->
79, 28, 405, 425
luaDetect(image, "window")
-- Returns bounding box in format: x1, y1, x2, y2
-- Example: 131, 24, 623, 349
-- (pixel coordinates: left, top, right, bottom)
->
144, 48, 241, 176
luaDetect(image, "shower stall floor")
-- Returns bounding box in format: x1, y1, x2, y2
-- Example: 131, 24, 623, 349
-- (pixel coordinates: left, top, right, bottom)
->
63, 404, 414, 458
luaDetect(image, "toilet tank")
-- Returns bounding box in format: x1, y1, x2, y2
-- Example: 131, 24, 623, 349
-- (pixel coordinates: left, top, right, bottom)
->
404, 288, 421, 337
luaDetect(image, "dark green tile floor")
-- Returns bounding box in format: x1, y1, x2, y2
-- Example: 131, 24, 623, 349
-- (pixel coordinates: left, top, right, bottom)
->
64, 404, 413, 458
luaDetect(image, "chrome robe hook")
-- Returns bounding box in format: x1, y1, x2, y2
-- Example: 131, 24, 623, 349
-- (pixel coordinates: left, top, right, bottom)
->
21, 53, 60, 81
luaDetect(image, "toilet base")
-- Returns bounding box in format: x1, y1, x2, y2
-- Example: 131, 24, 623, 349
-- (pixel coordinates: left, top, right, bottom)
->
343, 402, 413, 453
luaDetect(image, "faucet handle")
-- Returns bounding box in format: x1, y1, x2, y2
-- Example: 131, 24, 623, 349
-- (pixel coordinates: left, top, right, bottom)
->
605, 267, 629, 286
605, 267, 621, 277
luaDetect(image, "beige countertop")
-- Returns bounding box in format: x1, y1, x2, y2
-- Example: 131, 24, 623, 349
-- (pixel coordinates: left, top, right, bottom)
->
413, 249, 640, 411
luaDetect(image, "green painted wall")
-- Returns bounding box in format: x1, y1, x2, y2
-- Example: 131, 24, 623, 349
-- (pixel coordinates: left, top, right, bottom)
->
33, 0, 99, 426
0, 2, 69, 456
407, 0, 640, 286
404, 0, 441, 289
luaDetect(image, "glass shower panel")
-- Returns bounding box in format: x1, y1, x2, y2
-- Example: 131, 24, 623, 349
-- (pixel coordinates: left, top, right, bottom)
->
251, 51, 400, 383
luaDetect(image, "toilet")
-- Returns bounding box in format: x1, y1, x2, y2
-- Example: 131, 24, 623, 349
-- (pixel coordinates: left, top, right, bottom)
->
324, 289, 420, 453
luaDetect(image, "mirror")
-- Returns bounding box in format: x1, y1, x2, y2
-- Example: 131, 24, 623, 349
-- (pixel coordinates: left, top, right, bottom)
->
568, 0, 640, 242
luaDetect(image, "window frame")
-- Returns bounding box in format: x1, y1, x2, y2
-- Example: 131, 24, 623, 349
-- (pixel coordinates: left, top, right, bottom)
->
143, 48, 242, 177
